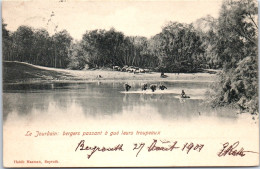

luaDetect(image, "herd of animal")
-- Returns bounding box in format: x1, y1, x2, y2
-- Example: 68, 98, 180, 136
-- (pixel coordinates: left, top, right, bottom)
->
113, 66, 151, 73
124, 83, 190, 98
124, 83, 167, 92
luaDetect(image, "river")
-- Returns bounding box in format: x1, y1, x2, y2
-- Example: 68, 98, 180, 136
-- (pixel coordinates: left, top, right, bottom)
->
3, 81, 258, 167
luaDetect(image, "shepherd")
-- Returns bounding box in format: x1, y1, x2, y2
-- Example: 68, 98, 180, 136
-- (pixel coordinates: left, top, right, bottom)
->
181, 90, 190, 98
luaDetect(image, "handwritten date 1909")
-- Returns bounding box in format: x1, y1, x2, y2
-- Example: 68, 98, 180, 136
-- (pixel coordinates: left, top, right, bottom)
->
133, 139, 204, 157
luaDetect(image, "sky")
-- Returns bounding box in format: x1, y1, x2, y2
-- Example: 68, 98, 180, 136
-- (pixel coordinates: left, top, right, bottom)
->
2, 0, 223, 40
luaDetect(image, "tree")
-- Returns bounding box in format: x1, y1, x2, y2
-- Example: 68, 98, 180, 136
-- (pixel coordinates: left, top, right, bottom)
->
12, 26, 34, 62
81, 29, 105, 68
151, 22, 204, 72
52, 30, 73, 68
210, 0, 258, 114
194, 15, 221, 69
2, 20, 12, 61
68, 41, 87, 70
216, 0, 257, 67
32, 29, 52, 66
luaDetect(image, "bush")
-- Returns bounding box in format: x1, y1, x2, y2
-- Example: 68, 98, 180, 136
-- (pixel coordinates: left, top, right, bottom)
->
209, 56, 258, 114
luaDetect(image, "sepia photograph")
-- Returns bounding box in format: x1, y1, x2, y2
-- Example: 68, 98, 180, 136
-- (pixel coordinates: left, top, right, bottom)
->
2, 0, 259, 167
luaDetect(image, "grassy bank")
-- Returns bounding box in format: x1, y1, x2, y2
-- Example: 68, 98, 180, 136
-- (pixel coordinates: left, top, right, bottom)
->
3, 61, 217, 84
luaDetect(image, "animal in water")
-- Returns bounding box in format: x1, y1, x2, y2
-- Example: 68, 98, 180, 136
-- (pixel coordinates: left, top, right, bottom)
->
141, 83, 148, 91
124, 83, 131, 91
150, 84, 157, 92
159, 85, 167, 90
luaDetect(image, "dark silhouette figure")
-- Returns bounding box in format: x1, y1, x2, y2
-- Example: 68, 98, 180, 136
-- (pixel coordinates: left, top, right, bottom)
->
181, 90, 190, 98
124, 83, 131, 91
150, 84, 157, 92
159, 85, 167, 90
96, 75, 102, 79
181, 90, 186, 97
160, 72, 168, 78
141, 83, 148, 91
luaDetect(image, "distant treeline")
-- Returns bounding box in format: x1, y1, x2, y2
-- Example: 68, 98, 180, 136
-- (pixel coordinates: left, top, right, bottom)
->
2, 0, 258, 113
3, 22, 208, 73
3, 26, 72, 68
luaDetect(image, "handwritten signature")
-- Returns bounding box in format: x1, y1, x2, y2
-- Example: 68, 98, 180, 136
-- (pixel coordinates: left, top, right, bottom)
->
218, 141, 258, 157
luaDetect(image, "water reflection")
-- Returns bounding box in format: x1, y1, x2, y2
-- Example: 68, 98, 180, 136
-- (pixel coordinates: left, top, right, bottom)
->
3, 81, 237, 124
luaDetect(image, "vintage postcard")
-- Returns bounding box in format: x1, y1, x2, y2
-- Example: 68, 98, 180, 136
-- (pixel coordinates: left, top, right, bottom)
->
2, 0, 259, 167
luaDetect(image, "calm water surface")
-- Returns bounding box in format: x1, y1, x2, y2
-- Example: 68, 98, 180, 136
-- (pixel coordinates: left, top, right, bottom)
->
3, 81, 238, 124
4, 81, 258, 168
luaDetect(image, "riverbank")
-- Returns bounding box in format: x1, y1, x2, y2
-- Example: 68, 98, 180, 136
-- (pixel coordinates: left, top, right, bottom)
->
3, 61, 218, 84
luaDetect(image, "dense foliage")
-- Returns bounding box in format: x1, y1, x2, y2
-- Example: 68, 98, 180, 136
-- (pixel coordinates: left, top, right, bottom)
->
2, 22, 207, 71
67, 28, 160, 69
2, 0, 258, 113
3, 24, 72, 68
155, 22, 204, 73
207, 0, 258, 114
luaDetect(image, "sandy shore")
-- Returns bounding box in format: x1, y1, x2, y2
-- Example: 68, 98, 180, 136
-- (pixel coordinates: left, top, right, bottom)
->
50, 69, 217, 82
4, 61, 218, 84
